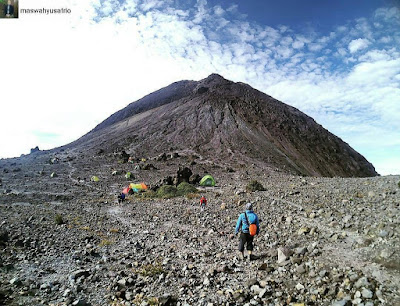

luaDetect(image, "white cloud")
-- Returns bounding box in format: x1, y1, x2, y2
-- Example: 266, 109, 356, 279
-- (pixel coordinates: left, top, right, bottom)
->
0, 0, 399, 175
348, 38, 370, 53
379, 36, 392, 43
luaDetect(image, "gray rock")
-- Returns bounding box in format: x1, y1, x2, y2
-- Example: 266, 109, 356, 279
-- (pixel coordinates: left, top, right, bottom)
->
343, 215, 352, 224
259, 288, 268, 298
354, 276, 370, 289
295, 246, 307, 255
378, 230, 388, 237
361, 288, 373, 299
250, 284, 262, 295
72, 299, 87, 306
71, 270, 90, 280
296, 264, 306, 274
277, 247, 291, 263
246, 278, 258, 288
10, 277, 21, 286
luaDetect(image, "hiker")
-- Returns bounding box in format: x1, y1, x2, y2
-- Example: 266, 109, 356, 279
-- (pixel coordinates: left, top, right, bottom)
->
234, 202, 260, 261
117, 192, 125, 204
200, 196, 207, 211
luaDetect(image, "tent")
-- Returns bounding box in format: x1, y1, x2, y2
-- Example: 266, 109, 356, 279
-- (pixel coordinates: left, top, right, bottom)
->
122, 186, 131, 195
129, 183, 148, 193
91, 176, 99, 182
50, 172, 57, 178
199, 175, 215, 186
112, 170, 122, 176
125, 172, 132, 179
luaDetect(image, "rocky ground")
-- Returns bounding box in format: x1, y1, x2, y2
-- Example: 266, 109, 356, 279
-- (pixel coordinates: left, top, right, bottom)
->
0, 149, 399, 305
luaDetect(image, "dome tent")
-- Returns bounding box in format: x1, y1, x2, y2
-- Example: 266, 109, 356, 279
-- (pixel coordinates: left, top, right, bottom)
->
199, 175, 215, 186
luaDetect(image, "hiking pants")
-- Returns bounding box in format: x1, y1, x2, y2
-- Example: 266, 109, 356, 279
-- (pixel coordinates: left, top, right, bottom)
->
239, 232, 254, 252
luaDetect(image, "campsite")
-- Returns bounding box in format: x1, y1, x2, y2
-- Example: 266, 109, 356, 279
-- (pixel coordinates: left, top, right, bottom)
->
0, 147, 399, 305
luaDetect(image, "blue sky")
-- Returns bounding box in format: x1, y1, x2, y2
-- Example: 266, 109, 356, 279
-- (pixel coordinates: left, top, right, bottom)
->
0, 0, 399, 175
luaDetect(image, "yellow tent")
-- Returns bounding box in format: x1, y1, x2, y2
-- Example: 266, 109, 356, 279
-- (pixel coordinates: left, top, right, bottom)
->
91, 176, 99, 182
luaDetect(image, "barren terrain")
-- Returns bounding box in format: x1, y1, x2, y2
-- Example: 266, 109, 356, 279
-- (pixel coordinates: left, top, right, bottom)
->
1, 149, 399, 305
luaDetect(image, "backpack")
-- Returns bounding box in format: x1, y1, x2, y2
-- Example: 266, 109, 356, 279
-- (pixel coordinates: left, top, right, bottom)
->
244, 212, 257, 236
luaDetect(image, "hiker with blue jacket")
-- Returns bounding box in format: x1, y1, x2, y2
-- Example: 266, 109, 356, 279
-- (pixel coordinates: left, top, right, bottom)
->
235, 202, 260, 261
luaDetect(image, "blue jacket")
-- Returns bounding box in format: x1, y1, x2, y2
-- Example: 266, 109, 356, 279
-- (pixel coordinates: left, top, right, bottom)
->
235, 210, 260, 235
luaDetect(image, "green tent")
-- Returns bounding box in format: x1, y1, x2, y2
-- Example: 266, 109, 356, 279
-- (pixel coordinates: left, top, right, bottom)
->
91, 176, 99, 182
200, 175, 215, 186
125, 172, 132, 179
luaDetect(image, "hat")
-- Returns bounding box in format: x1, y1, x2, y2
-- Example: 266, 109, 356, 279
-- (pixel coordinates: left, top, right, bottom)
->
245, 202, 253, 210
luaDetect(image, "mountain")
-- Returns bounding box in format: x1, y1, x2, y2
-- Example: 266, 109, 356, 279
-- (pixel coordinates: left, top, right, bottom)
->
68, 74, 377, 177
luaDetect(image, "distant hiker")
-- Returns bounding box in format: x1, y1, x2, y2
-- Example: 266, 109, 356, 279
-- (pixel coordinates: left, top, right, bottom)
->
200, 196, 207, 211
117, 192, 125, 204
234, 202, 260, 261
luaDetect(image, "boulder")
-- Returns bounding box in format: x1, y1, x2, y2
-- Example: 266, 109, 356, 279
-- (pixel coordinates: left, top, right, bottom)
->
277, 247, 292, 263
176, 167, 192, 185
190, 174, 201, 185
30, 146, 40, 154
156, 153, 167, 161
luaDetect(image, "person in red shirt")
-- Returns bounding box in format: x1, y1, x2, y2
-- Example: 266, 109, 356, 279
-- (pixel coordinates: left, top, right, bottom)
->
200, 196, 207, 211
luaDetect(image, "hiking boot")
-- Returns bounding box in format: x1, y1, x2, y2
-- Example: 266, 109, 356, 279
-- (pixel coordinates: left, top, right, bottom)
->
248, 254, 255, 261
237, 251, 244, 261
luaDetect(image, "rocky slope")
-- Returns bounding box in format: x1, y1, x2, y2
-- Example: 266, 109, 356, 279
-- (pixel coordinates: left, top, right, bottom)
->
69, 74, 378, 178
0, 150, 398, 305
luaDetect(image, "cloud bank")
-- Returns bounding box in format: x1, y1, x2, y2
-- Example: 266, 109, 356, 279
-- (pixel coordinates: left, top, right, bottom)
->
1, 0, 399, 175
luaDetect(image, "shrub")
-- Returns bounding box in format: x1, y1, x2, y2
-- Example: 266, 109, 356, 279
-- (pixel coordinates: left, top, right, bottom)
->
99, 239, 113, 247
135, 262, 164, 277
177, 182, 198, 196
156, 185, 178, 198
186, 193, 200, 199
398, 181, 400, 188
246, 180, 265, 192
55, 214, 64, 225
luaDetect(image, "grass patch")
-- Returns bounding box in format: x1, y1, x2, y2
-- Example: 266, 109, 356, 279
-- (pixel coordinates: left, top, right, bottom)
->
177, 182, 198, 195
156, 185, 178, 198
186, 193, 200, 199
140, 190, 157, 199
246, 180, 265, 192
131, 295, 159, 306
109, 228, 119, 233
134, 262, 164, 277
55, 214, 64, 225
98, 239, 113, 247
139, 183, 198, 199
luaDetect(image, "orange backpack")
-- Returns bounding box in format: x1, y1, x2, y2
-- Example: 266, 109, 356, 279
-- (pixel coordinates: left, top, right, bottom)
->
245, 212, 257, 236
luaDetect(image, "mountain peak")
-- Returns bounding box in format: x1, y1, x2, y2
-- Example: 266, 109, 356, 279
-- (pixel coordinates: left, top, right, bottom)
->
72, 75, 377, 178
205, 73, 225, 80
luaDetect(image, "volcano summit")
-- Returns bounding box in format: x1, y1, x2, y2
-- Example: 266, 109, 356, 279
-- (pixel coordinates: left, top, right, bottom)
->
70, 74, 377, 178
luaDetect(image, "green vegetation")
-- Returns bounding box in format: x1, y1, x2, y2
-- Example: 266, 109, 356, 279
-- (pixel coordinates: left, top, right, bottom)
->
157, 185, 178, 198
140, 182, 198, 199
177, 182, 198, 195
55, 214, 64, 225
246, 180, 265, 192
98, 239, 113, 247
135, 262, 164, 277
